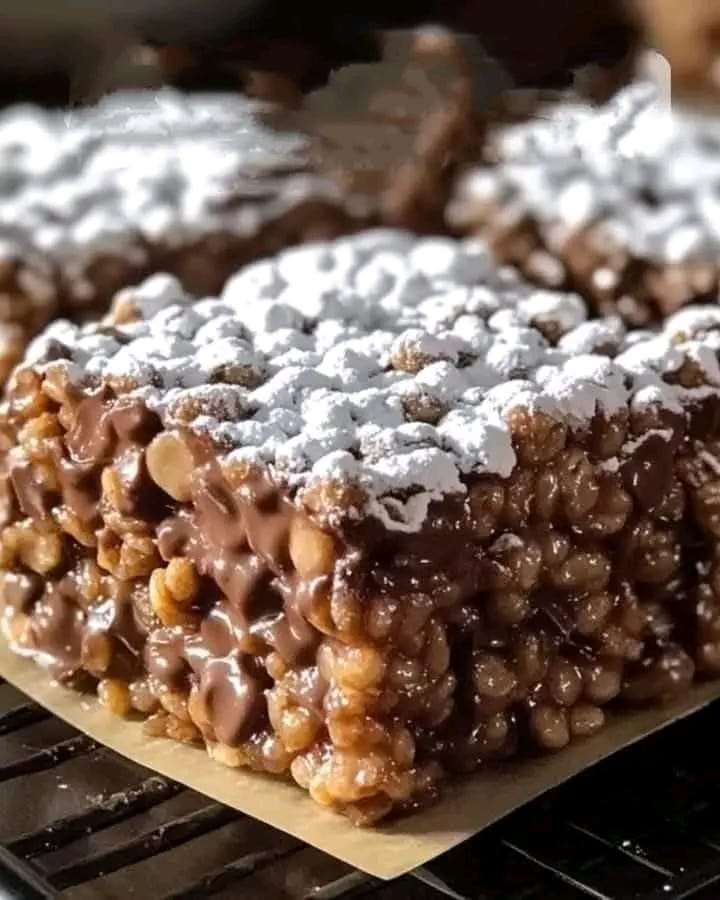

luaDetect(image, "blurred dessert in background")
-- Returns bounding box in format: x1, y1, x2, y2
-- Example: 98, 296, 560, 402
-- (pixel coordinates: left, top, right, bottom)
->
0, 90, 354, 382
0, 29, 477, 382
448, 83, 720, 326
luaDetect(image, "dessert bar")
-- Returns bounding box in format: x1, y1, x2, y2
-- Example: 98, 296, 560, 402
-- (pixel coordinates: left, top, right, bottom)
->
449, 84, 720, 326
2, 230, 719, 824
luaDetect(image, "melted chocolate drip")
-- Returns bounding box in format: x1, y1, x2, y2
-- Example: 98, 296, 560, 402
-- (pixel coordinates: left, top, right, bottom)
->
150, 458, 324, 741
192, 651, 268, 746
146, 628, 190, 687
30, 584, 85, 679
50, 443, 101, 522
65, 390, 161, 465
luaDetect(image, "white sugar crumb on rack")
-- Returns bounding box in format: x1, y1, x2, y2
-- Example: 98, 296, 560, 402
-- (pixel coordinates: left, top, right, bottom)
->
0, 89, 341, 300
449, 82, 720, 266
25, 230, 720, 532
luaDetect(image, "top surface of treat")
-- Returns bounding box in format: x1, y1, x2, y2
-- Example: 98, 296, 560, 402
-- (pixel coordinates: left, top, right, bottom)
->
0, 89, 336, 268
26, 230, 720, 531
450, 82, 720, 266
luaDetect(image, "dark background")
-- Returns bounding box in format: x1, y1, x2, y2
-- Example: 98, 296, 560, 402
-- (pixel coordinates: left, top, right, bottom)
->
0, 0, 637, 106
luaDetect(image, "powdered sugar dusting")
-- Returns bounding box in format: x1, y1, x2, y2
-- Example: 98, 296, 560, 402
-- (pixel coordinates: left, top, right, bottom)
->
449, 83, 720, 266
0, 89, 341, 301
24, 231, 720, 531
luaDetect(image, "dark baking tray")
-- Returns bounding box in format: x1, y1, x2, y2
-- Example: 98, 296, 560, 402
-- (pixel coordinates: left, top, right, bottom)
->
1, 676, 719, 899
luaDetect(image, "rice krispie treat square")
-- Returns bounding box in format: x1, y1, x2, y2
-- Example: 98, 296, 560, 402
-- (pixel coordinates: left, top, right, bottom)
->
2, 229, 719, 823
448, 84, 720, 327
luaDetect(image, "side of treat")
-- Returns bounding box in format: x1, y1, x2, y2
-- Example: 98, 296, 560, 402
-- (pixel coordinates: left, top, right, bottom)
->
3, 230, 720, 825
448, 83, 720, 327
0, 29, 476, 385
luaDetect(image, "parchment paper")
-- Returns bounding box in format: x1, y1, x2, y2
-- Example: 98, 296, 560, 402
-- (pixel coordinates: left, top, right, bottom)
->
1, 642, 718, 880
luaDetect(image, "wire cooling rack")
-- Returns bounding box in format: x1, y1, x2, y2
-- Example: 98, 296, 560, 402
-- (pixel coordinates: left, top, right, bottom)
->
1, 676, 719, 899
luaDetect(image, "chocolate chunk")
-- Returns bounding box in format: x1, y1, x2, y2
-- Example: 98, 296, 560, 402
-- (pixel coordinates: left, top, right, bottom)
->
622, 434, 674, 512
198, 653, 268, 746
145, 629, 190, 689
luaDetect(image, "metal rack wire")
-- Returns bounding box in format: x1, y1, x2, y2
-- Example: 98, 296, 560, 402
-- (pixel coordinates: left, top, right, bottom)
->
1, 675, 719, 899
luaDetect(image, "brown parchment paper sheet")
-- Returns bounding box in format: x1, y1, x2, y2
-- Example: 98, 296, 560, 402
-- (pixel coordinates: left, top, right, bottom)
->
2, 642, 719, 880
